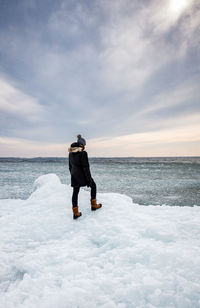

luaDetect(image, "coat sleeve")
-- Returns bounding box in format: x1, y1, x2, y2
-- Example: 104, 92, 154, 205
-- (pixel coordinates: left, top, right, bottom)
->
69, 157, 72, 173
81, 151, 91, 182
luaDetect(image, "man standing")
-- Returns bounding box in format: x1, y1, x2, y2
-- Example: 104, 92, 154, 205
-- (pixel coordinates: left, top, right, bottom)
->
68, 139, 102, 219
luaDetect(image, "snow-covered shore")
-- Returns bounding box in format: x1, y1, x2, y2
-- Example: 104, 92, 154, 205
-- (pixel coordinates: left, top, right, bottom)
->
1, 174, 200, 308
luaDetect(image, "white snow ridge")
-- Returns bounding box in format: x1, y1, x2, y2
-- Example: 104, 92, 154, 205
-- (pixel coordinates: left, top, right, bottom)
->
0, 174, 200, 308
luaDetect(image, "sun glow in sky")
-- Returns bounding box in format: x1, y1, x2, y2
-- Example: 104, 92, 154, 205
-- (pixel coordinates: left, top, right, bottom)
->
0, 0, 199, 157
169, 0, 189, 12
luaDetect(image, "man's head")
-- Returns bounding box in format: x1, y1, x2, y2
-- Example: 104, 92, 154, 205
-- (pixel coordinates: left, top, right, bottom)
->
77, 134, 86, 146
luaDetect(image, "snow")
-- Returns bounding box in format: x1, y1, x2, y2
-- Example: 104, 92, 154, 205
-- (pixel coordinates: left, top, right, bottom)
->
0, 173, 200, 308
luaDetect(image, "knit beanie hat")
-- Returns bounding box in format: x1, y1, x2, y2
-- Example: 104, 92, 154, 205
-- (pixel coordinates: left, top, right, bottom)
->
77, 137, 86, 146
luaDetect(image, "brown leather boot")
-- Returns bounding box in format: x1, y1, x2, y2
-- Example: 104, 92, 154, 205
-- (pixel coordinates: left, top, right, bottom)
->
72, 206, 82, 219
91, 199, 102, 211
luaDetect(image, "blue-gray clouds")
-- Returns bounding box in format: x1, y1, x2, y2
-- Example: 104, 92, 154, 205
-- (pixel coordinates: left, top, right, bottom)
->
0, 0, 200, 156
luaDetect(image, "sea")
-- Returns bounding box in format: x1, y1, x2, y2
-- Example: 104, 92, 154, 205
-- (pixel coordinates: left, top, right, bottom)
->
0, 156, 200, 206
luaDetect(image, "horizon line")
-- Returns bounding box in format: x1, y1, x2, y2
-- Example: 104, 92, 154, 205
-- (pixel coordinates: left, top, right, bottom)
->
0, 156, 200, 159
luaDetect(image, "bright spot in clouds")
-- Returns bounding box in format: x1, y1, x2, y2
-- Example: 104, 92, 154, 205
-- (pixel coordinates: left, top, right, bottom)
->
169, 0, 189, 12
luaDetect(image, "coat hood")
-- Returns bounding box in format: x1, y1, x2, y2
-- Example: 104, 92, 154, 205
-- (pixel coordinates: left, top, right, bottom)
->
68, 147, 83, 153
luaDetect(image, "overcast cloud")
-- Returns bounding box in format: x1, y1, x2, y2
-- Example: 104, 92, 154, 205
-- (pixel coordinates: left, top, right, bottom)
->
0, 0, 199, 156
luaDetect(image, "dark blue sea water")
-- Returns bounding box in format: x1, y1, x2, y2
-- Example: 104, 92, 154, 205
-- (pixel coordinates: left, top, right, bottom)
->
0, 157, 200, 206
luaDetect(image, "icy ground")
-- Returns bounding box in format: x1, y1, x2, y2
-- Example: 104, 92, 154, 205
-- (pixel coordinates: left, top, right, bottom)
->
0, 174, 200, 308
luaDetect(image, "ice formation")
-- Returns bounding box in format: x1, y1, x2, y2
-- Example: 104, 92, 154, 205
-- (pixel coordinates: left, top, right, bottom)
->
0, 174, 200, 308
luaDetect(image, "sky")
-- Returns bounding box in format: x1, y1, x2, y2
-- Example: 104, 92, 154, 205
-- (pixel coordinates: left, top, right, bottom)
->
0, 0, 200, 157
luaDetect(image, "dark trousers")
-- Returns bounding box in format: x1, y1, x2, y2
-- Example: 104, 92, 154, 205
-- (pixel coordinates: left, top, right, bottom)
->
72, 178, 96, 207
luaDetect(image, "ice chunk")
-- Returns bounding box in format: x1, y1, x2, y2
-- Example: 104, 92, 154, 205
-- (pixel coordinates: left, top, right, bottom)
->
32, 173, 61, 192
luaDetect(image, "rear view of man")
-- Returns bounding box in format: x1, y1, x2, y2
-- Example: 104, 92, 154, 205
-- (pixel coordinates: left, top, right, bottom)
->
68, 138, 102, 219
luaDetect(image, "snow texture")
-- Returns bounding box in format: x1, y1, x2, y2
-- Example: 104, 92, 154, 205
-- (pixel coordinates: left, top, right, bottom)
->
0, 174, 200, 308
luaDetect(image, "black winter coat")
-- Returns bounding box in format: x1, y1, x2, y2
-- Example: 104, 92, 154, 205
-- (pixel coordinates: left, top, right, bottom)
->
69, 151, 92, 187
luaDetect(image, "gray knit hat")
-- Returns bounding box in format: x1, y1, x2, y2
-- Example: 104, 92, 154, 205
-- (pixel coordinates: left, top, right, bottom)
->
77, 137, 86, 146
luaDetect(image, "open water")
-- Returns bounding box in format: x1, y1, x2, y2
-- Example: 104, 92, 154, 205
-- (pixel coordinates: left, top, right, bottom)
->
0, 156, 200, 206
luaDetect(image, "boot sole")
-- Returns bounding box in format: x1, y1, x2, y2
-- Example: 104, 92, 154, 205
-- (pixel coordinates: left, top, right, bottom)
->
73, 213, 82, 219
91, 204, 102, 211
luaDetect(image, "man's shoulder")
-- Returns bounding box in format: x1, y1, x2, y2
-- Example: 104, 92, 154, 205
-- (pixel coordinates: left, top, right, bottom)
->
81, 150, 88, 158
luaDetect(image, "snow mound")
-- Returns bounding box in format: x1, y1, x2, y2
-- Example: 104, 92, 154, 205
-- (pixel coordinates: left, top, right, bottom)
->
0, 174, 200, 308
32, 173, 61, 192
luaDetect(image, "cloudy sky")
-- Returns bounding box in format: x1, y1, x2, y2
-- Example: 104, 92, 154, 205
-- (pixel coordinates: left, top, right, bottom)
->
0, 0, 199, 157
